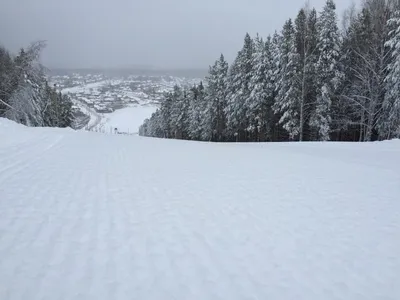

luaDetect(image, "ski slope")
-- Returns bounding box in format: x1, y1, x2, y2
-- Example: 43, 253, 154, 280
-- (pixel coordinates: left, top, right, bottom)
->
1, 118, 399, 300
96, 105, 157, 134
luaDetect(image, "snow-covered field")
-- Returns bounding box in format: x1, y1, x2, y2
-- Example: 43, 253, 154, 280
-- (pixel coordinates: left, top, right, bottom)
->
95, 105, 157, 134
1, 118, 399, 300
61, 80, 122, 95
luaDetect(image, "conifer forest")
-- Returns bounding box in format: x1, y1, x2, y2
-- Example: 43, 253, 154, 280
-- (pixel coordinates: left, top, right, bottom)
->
140, 0, 400, 142
0, 41, 73, 128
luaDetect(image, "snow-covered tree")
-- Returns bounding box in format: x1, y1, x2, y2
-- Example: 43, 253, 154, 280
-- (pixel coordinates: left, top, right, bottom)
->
380, 10, 400, 139
139, 0, 400, 143
5, 42, 49, 126
140, 110, 163, 138
202, 54, 228, 141
215, 55, 229, 141
338, 8, 375, 141
1, 41, 72, 128
188, 82, 205, 140
202, 61, 218, 141
310, 0, 342, 141
160, 92, 173, 138
297, 8, 319, 141
273, 19, 302, 140
169, 85, 189, 139
0, 47, 16, 115
225, 33, 254, 141
337, 1, 391, 141
224, 55, 242, 141
246, 35, 275, 141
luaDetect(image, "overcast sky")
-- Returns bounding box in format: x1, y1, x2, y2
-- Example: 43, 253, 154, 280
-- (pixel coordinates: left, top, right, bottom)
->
0, 0, 357, 69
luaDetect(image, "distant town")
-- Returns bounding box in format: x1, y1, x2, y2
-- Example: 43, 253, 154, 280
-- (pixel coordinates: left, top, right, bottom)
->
50, 71, 201, 129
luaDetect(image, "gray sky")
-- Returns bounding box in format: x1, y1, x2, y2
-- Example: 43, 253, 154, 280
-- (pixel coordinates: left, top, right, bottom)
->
0, 0, 357, 69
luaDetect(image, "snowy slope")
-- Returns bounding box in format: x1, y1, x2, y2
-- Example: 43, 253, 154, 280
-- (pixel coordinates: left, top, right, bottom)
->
95, 105, 157, 134
0, 118, 400, 300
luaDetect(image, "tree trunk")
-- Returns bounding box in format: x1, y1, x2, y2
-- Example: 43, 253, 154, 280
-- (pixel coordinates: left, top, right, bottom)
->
365, 99, 376, 141
299, 66, 306, 142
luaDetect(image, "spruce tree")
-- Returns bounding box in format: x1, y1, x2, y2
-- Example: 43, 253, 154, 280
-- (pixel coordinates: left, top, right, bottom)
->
188, 83, 205, 140
169, 85, 189, 139
139, 0, 400, 143
273, 19, 302, 140
215, 54, 229, 141
225, 55, 242, 141
202, 61, 218, 141
225, 33, 254, 141
380, 10, 400, 139
160, 92, 173, 138
247, 35, 274, 141
310, 0, 341, 141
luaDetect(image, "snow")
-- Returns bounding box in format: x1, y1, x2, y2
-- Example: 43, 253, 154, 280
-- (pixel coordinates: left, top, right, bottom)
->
71, 98, 102, 130
96, 105, 157, 133
62, 80, 122, 95
1, 117, 400, 300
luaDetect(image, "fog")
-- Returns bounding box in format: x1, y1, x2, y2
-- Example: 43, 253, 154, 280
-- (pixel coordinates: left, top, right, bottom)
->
0, 0, 357, 69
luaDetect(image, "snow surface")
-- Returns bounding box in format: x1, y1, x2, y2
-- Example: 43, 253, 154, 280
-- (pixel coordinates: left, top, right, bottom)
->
96, 105, 157, 134
71, 98, 102, 130
62, 80, 122, 95
1, 118, 400, 300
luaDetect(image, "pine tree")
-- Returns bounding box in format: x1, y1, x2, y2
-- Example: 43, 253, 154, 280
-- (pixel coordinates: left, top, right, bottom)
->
188, 83, 205, 140
202, 62, 218, 141
139, 0, 400, 143
150, 110, 164, 138
202, 54, 228, 141
246, 35, 274, 141
295, 8, 320, 141
43, 82, 57, 126
363, 0, 391, 141
160, 92, 173, 138
224, 55, 242, 141
310, 0, 341, 141
269, 31, 288, 141
273, 19, 302, 140
380, 10, 400, 139
225, 33, 254, 141
60, 93, 73, 127
0, 47, 16, 115
169, 85, 189, 139
4, 41, 53, 127
246, 34, 264, 140
215, 55, 229, 141
1, 42, 74, 128
295, 9, 308, 141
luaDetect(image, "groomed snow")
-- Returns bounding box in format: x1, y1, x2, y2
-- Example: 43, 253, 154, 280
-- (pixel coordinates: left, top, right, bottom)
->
97, 105, 157, 133
0, 118, 399, 300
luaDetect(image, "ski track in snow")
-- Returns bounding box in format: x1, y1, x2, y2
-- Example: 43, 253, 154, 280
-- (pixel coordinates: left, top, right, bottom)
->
0, 119, 400, 300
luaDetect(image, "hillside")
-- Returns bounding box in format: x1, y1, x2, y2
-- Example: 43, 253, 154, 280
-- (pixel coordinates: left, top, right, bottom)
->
0, 118, 399, 300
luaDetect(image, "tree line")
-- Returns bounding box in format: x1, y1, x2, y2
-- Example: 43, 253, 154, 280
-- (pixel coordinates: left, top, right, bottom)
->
140, 0, 400, 142
0, 41, 73, 128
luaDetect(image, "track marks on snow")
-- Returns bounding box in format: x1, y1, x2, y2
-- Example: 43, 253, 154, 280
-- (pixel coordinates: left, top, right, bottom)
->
1, 130, 399, 300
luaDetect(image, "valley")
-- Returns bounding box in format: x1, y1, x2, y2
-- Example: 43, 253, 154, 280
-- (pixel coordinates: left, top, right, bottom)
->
50, 70, 201, 133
